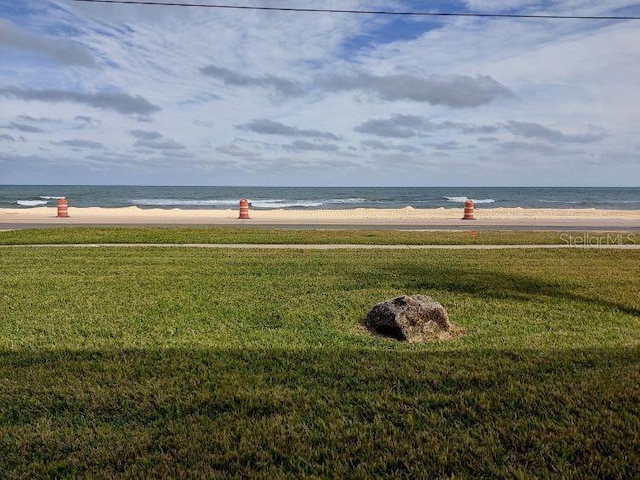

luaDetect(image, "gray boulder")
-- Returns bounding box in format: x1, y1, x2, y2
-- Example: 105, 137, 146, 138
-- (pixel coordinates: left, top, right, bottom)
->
363, 295, 451, 343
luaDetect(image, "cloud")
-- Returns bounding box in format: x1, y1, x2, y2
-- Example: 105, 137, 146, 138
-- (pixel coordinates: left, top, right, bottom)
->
201, 65, 512, 109
361, 140, 423, 153
0, 87, 160, 115
355, 115, 429, 138
74, 115, 101, 126
458, 123, 502, 135
215, 144, 260, 158
136, 138, 187, 150
16, 115, 60, 124
0, 134, 16, 142
499, 141, 578, 156
429, 141, 465, 151
323, 72, 513, 107
160, 150, 195, 159
129, 129, 163, 140
200, 64, 512, 108
10, 115, 102, 131
5, 122, 45, 133
0, 19, 98, 68
369, 152, 433, 168
355, 115, 606, 145
200, 65, 303, 96
478, 136, 499, 143
247, 156, 364, 175
238, 119, 340, 140
285, 140, 340, 152
52, 139, 105, 149
355, 115, 504, 138
505, 121, 607, 143
127, 129, 187, 150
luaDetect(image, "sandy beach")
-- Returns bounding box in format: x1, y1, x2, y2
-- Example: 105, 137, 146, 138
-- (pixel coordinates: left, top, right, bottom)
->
1, 206, 639, 228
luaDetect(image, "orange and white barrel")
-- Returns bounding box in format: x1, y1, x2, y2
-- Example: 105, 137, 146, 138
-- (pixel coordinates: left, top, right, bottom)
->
238, 199, 250, 219
462, 200, 475, 220
56, 198, 69, 218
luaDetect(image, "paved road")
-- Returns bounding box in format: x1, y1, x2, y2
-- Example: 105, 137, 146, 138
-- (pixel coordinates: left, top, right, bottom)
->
2, 222, 639, 232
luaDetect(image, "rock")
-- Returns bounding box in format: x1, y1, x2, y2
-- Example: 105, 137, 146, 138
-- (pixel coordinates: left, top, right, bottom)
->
363, 295, 451, 343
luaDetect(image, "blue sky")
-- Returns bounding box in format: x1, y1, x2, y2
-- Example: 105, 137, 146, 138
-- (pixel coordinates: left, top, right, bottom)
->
1, 0, 639, 186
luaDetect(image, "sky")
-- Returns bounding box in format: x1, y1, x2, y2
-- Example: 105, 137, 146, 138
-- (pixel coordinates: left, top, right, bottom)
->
1, 0, 639, 186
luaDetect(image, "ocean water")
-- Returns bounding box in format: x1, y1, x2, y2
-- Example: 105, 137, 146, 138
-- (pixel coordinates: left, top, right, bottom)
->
1, 186, 639, 210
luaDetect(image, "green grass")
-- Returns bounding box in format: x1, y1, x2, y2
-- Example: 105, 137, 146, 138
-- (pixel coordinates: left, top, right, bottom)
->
1, 246, 639, 478
1, 225, 638, 245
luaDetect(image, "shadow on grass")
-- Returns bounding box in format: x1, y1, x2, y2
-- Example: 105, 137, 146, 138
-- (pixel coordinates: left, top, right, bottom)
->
1, 346, 638, 478
388, 263, 640, 317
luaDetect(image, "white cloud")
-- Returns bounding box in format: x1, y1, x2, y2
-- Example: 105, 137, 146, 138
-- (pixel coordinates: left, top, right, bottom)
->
505, 121, 607, 143
238, 119, 341, 140
284, 140, 340, 152
0, 18, 98, 67
355, 115, 429, 138
5, 122, 46, 133
323, 72, 512, 107
216, 143, 260, 158
200, 65, 303, 97
51, 139, 105, 149
0, 87, 160, 115
129, 129, 162, 140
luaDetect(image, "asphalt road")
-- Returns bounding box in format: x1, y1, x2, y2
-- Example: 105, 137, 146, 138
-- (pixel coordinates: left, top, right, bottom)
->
2, 222, 639, 231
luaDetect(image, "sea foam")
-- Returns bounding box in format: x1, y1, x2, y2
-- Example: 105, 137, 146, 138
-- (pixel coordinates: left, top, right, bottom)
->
16, 200, 49, 207
130, 197, 369, 209
444, 196, 495, 204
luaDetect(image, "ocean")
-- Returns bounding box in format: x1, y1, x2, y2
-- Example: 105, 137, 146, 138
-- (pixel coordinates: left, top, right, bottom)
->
1, 186, 639, 210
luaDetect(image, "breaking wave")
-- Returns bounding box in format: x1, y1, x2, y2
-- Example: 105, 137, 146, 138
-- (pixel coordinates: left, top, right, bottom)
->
444, 196, 495, 204
130, 197, 368, 209
16, 200, 49, 207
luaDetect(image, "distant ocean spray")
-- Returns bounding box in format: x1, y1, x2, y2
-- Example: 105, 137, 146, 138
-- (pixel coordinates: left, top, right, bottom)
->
1, 186, 639, 210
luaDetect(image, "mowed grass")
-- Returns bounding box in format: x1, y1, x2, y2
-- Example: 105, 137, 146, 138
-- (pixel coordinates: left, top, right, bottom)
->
1, 225, 638, 245
0, 245, 639, 478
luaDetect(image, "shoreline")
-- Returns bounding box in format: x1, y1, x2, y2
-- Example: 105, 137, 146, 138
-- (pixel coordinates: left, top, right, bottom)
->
1, 206, 639, 228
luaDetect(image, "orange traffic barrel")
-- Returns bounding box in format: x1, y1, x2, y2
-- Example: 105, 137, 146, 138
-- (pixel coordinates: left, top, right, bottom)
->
56, 198, 69, 218
462, 199, 475, 220
238, 199, 250, 219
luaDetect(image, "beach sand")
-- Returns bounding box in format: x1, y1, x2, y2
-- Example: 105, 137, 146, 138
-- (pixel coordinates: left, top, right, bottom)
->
1, 206, 639, 228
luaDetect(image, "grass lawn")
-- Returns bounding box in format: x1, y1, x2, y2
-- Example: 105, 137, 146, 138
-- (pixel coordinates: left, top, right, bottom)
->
1, 225, 638, 245
0, 241, 638, 477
